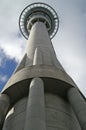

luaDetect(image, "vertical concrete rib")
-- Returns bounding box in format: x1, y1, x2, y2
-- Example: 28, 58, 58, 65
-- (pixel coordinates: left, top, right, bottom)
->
33, 48, 43, 65
24, 78, 46, 130
0, 94, 10, 129
68, 87, 86, 130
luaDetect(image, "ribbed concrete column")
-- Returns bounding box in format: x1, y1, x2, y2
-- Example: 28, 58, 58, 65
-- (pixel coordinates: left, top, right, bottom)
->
68, 87, 86, 130
0, 94, 10, 129
24, 78, 46, 130
33, 48, 43, 65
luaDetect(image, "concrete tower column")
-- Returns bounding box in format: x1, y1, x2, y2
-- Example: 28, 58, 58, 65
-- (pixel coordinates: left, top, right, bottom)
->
23, 20, 65, 72
24, 78, 46, 130
68, 87, 86, 130
0, 94, 10, 129
1, 3, 85, 130
25, 21, 57, 66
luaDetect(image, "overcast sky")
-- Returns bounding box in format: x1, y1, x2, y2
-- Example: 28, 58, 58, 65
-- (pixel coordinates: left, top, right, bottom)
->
0, 0, 86, 96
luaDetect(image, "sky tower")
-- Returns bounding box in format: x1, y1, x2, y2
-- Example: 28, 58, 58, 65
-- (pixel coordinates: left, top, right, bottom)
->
0, 2, 86, 130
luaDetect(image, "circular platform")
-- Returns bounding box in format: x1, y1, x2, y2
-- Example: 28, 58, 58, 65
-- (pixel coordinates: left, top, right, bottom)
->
19, 2, 59, 39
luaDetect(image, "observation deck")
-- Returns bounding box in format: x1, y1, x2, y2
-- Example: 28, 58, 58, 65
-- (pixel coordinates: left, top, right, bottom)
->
19, 2, 59, 39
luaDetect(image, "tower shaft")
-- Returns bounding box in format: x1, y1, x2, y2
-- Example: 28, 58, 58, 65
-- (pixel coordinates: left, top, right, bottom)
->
26, 21, 56, 66
0, 3, 86, 130
1, 21, 80, 130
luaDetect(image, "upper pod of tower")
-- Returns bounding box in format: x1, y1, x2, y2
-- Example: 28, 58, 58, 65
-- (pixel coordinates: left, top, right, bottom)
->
19, 2, 59, 39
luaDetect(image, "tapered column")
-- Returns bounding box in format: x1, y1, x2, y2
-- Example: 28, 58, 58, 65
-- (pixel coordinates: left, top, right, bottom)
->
68, 87, 86, 130
24, 78, 46, 130
25, 21, 61, 67
0, 94, 10, 129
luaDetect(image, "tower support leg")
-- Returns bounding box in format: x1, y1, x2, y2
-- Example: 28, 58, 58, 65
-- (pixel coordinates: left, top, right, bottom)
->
0, 94, 10, 129
24, 77, 46, 130
67, 87, 86, 130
